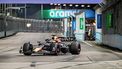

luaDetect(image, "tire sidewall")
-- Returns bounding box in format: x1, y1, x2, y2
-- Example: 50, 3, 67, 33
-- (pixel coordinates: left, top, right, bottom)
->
69, 41, 81, 55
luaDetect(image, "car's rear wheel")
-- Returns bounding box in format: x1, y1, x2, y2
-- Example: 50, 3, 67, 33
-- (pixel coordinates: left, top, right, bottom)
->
23, 43, 33, 56
69, 41, 81, 55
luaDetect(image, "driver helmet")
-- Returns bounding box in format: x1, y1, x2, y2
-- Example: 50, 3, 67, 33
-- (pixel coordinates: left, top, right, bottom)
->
52, 35, 58, 40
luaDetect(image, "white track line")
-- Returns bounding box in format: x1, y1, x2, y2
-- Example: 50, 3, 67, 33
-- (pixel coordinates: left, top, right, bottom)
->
82, 41, 93, 47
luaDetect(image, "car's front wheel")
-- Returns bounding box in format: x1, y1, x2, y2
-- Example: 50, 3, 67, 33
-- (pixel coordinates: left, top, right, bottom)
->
23, 42, 33, 56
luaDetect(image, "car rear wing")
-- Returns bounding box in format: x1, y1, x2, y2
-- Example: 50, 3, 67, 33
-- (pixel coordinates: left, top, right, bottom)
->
58, 37, 76, 42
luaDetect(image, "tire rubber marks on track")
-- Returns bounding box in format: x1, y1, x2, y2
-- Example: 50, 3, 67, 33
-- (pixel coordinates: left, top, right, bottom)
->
60, 55, 80, 62
0, 47, 17, 54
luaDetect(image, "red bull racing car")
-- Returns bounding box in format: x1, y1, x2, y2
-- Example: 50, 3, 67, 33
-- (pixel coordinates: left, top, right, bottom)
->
19, 35, 81, 56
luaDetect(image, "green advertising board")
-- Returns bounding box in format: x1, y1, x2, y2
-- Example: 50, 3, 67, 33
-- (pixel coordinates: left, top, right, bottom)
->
42, 10, 80, 18
106, 13, 113, 29
80, 18, 84, 30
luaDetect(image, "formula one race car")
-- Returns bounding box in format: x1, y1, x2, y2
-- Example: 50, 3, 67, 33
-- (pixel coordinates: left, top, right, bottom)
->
19, 36, 81, 56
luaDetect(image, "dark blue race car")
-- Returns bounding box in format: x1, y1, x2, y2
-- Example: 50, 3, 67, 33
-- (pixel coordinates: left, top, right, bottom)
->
19, 36, 81, 56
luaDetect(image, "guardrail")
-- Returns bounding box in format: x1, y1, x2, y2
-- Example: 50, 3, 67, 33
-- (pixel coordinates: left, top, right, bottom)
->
0, 15, 62, 38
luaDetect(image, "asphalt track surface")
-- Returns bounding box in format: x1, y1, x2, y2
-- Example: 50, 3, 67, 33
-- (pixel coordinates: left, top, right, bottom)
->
0, 32, 122, 69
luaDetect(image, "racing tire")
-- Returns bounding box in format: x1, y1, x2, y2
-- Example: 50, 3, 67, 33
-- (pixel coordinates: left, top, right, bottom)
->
69, 41, 81, 55
23, 43, 33, 56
